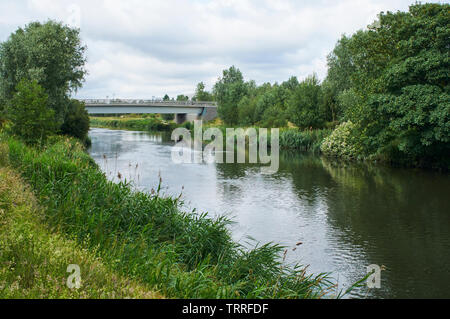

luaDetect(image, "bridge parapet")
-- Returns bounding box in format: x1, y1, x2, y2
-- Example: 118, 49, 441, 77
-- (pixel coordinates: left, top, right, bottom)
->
80, 99, 217, 108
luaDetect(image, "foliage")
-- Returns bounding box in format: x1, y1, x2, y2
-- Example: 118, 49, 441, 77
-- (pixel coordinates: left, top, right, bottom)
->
320, 121, 361, 160
176, 94, 189, 101
6, 79, 56, 145
213, 66, 248, 125
323, 3, 450, 167
161, 113, 174, 121
288, 74, 324, 129
279, 128, 331, 152
90, 116, 178, 132
193, 82, 214, 102
0, 165, 161, 299
60, 99, 90, 143
0, 21, 86, 124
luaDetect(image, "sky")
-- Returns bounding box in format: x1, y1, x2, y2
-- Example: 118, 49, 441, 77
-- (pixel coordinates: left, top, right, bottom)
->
0, 0, 445, 99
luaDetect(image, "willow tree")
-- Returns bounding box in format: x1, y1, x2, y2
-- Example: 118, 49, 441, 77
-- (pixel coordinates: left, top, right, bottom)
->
0, 21, 87, 125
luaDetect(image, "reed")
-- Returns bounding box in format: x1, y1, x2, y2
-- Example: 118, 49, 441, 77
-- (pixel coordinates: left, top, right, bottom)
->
90, 116, 180, 132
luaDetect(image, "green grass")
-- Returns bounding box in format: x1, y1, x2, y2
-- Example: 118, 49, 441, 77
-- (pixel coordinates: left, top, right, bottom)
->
0, 134, 339, 298
0, 164, 162, 299
278, 128, 332, 152
90, 116, 181, 132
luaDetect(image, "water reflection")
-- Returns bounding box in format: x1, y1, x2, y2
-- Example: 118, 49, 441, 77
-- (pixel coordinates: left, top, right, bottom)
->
88, 128, 450, 298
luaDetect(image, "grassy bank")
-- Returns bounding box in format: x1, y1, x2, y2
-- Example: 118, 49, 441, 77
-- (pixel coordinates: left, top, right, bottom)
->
0, 134, 341, 298
0, 161, 162, 298
278, 128, 331, 152
90, 116, 182, 132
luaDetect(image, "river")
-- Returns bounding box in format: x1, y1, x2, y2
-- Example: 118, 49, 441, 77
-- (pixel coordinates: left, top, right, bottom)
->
88, 127, 450, 298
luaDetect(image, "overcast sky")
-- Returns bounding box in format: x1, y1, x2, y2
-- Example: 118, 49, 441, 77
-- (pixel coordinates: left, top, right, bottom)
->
0, 0, 445, 98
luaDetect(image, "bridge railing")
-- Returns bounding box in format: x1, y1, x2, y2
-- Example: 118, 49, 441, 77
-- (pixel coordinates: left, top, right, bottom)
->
80, 99, 217, 107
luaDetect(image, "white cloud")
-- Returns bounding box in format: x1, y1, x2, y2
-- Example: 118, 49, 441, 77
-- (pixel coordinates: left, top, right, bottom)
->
0, 0, 443, 98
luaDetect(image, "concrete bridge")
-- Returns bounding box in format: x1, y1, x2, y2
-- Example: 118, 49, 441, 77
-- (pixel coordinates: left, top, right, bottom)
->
81, 99, 218, 124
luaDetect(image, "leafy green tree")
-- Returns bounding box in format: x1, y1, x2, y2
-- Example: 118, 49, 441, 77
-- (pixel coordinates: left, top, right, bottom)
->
193, 82, 213, 101
60, 99, 90, 142
237, 96, 256, 126
176, 94, 189, 101
163, 94, 170, 101
0, 21, 87, 125
213, 66, 247, 125
328, 3, 450, 166
287, 74, 324, 129
7, 79, 57, 144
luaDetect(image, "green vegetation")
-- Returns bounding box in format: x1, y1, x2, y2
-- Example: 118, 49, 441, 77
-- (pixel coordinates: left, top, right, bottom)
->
321, 122, 361, 160
0, 164, 162, 298
193, 82, 214, 102
204, 3, 449, 169
0, 134, 337, 298
322, 3, 449, 168
0, 20, 90, 143
279, 128, 332, 152
61, 99, 90, 144
89, 116, 184, 132
5, 79, 57, 145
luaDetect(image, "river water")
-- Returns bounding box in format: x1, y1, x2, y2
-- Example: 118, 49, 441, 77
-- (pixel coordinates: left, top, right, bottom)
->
88, 127, 450, 299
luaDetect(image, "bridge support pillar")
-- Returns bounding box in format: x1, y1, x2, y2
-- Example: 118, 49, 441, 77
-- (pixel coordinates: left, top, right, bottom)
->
175, 113, 187, 124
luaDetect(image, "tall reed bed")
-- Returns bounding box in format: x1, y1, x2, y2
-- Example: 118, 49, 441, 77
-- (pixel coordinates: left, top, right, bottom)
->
2, 135, 337, 298
278, 129, 332, 152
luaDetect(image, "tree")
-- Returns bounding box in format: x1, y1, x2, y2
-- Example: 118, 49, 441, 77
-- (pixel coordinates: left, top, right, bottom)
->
0, 21, 87, 125
213, 66, 247, 125
329, 3, 450, 166
7, 79, 57, 144
176, 94, 189, 101
287, 74, 324, 129
60, 99, 90, 142
163, 94, 170, 101
193, 82, 213, 101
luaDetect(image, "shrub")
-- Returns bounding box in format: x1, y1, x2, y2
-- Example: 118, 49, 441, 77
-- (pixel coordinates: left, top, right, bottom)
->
161, 113, 174, 121
320, 121, 361, 160
6, 79, 57, 145
61, 99, 90, 143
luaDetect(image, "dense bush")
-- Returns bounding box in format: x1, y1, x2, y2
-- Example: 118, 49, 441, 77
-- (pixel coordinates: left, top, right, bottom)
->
324, 3, 449, 167
320, 121, 361, 160
161, 113, 174, 121
61, 99, 90, 143
6, 79, 56, 145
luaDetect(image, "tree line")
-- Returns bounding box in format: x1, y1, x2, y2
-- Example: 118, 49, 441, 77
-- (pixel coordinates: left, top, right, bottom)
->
185, 3, 449, 168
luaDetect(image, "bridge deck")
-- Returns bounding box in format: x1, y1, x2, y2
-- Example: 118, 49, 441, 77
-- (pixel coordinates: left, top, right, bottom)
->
82, 99, 217, 115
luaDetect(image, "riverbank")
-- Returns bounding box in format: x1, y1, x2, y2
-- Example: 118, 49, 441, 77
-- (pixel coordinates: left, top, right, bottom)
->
0, 133, 341, 298
0, 152, 162, 298
90, 116, 332, 153
90, 115, 186, 132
